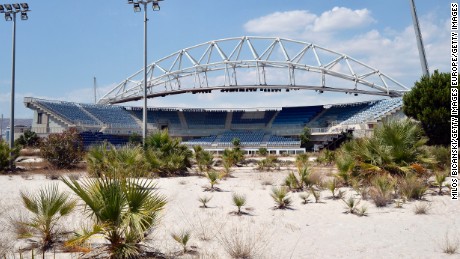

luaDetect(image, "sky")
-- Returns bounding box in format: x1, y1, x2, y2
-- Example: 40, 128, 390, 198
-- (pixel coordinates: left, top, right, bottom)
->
0, 0, 452, 118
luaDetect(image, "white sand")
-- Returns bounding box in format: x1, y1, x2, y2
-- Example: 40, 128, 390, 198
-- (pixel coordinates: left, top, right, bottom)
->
0, 167, 458, 258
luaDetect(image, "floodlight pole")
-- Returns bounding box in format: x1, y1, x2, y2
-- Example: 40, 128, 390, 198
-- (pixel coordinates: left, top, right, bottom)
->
127, 0, 162, 145
10, 11, 16, 152
143, 2, 148, 144
409, 0, 429, 77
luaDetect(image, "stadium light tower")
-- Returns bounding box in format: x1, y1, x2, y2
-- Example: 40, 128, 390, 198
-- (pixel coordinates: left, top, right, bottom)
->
127, 0, 163, 144
409, 0, 429, 77
0, 3, 30, 161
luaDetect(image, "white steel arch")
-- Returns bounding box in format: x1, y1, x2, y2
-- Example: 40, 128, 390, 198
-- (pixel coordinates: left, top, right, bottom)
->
99, 36, 409, 104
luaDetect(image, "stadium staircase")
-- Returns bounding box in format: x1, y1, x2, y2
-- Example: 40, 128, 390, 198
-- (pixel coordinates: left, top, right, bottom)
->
178, 111, 188, 128
225, 112, 233, 129
267, 111, 280, 128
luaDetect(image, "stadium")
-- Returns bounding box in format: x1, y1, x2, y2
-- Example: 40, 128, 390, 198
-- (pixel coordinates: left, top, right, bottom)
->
23, 37, 407, 153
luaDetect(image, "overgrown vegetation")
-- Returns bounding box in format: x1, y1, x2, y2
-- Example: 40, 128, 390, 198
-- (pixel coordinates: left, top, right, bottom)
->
145, 131, 193, 176
271, 187, 292, 209
0, 139, 19, 172
20, 184, 76, 251
62, 176, 166, 258
40, 128, 83, 169
193, 145, 214, 173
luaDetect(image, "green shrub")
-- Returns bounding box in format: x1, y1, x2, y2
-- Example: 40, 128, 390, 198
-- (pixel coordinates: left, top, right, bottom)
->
40, 128, 83, 169
15, 130, 40, 148
0, 140, 19, 171
21, 184, 76, 250
144, 131, 193, 176
232, 193, 247, 215
193, 145, 214, 173
86, 142, 148, 178
258, 148, 268, 156
271, 187, 291, 209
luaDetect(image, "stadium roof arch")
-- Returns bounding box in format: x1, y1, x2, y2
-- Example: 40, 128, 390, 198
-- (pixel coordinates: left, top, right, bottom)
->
99, 36, 409, 105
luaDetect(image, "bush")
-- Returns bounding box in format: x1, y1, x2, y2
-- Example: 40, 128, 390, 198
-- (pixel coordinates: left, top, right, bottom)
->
271, 187, 292, 209
0, 140, 19, 171
40, 128, 83, 169
232, 193, 247, 215
144, 131, 193, 176
193, 145, 214, 173
15, 130, 40, 148
370, 175, 394, 207
399, 173, 427, 200
413, 202, 430, 215
258, 147, 268, 156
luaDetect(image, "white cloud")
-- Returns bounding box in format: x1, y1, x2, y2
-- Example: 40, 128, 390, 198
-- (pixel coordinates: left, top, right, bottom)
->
313, 7, 375, 32
244, 10, 316, 35
243, 7, 449, 89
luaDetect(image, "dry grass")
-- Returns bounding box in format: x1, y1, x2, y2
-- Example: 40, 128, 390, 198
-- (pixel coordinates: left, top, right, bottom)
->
413, 202, 431, 215
441, 233, 459, 255
216, 222, 270, 259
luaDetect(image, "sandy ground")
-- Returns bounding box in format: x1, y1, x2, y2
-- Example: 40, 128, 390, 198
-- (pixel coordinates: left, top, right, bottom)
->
0, 165, 459, 259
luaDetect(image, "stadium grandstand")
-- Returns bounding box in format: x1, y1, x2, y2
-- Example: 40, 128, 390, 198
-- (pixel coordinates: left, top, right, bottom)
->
23, 97, 404, 154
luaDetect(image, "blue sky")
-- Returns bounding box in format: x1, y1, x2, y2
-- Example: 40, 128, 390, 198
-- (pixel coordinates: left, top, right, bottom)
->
0, 0, 452, 118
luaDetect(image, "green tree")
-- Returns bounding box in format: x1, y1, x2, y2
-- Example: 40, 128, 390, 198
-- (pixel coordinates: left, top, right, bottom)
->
15, 130, 40, 147
300, 127, 313, 150
62, 177, 166, 258
403, 70, 450, 145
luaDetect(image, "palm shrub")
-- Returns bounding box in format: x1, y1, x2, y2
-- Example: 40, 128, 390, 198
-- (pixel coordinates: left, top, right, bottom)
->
342, 197, 360, 214
20, 184, 76, 250
86, 142, 110, 177
271, 187, 291, 209
144, 131, 193, 176
198, 195, 212, 208
295, 153, 309, 172
434, 171, 448, 195
310, 187, 321, 203
398, 173, 427, 200
193, 146, 213, 173
335, 151, 355, 186
284, 172, 301, 191
327, 178, 339, 199
87, 143, 148, 178
171, 230, 191, 254
206, 170, 221, 191
15, 130, 40, 148
299, 192, 310, 204
40, 128, 83, 169
62, 176, 166, 258
232, 193, 247, 215
0, 139, 19, 171
339, 119, 434, 178
370, 175, 394, 207
429, 145, 450, 170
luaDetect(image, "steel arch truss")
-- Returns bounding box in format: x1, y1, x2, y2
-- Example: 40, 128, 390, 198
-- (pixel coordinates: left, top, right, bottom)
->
99, 36, 408, 104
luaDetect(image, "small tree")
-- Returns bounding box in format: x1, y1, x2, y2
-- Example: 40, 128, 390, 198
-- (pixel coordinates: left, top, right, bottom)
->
0, 139, 19, 171
403, 70, 450, 145
15, 130, 40, 147
300, 127, 313, 150
40, 128, 83, 169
